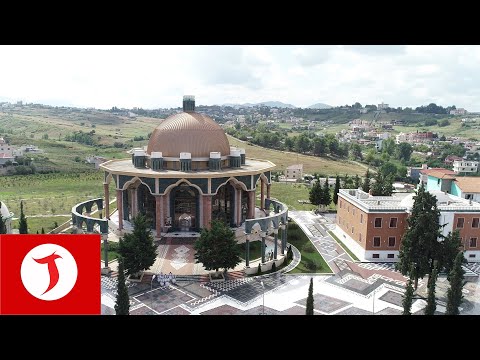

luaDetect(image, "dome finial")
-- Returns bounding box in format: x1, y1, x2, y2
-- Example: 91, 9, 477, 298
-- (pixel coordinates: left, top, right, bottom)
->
183, 95, 195, 112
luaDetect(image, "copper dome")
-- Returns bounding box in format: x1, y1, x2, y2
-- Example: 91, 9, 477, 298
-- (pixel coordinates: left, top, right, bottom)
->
147, 112, 231, 158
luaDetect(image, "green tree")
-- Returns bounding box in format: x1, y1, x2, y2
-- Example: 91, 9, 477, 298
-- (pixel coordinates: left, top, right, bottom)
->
19, 201, 28, 234
445, 251, 466, 315
362, 169, 371, 193
41, 227, 45, 234
312, 136, 327, 156
438, 230, 462, 275
353, 174, 361, 189
380, 162, 398, 178
118, 214, 157, 276
322, 178, 331, 207
333, 175, 341, 205
424, 262, 438, 315
309, 180, 323, 210
194, 220, 241, 273
371, 172, 394, 196
295, 133, 311, 154
115, 256, 130, 315
350, 143, 363, 160
402, 266, 415, 315
395, 142, 413, 162
306, 277, 314, 315
396, 185, 442, 289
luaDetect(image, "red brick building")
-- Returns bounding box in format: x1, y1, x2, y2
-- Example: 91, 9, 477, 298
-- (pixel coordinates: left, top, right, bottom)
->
335, 189, 480, 262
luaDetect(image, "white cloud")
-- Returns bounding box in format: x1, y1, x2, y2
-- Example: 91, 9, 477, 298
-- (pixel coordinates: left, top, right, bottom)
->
0, 45, 478, 111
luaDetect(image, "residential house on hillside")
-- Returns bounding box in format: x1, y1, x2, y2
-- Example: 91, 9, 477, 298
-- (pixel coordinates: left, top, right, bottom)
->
453, 160, 479, 174
444, 155, 464, 167
285, 164, 303, 181
423, 169, 480, 202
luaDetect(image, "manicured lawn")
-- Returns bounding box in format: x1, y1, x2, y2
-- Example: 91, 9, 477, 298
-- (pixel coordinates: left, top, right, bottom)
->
269, 182, 337, 211
328, 230, 360, 261
286, 221, 332, 274
13, 215, 71, 234
237, 240, 263, 261
101, 241, 120, 262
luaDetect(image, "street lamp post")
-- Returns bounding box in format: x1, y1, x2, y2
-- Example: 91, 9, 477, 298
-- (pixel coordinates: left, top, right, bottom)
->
150, 275, 156, 313
261, 281, 265, 315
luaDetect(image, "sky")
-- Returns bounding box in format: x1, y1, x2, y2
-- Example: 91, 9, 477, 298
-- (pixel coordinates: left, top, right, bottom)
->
0, 45, 479, 111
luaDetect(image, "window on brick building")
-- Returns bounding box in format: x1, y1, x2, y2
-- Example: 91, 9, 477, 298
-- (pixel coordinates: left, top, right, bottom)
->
388, 237, 396, 247
360, 214, 363, 224
373, 236, 381, 247
372, 254, 380, 259
389, 217, 398, 228
374, 218, 382, 228
469, 254, 476, 258
470, 237, 477, 248
353, 208, 356, 215
472, 218, 479, 228
456, 218, 464, 228
387, 254, 395, 259
359, 233, 362, 242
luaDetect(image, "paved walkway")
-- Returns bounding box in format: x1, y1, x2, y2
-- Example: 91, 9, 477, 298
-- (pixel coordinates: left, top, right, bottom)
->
101, 211, 480, 315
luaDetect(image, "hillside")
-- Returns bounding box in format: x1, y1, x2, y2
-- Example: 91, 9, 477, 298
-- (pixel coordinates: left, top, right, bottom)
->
227, 135, 367, 175
307, 103, 332, 109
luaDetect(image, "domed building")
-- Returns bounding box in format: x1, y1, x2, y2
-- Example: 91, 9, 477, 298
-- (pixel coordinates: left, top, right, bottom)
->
0, 201, 13, 234
99, 96, 278, 237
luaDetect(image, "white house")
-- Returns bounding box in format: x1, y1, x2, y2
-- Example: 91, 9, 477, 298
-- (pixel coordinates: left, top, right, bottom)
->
0, 137, 14, 156
453, 160, 479, 174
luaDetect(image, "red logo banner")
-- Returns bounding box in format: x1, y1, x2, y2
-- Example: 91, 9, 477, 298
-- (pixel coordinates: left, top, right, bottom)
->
0, 234, 101, 315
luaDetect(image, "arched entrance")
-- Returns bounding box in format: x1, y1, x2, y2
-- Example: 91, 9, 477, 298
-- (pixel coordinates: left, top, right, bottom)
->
212, 182, 236, 226
170, 183, 199, 231
138, 183, 155, 228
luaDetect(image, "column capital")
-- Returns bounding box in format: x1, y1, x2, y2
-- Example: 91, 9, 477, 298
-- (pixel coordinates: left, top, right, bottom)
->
260, 231, 267, 238
273, 228, 279, 234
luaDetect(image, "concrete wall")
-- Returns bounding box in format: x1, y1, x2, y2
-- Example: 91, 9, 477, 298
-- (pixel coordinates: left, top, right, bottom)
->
427, 175, 442, 192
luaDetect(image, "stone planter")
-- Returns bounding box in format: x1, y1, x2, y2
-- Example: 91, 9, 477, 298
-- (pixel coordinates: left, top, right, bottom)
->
209, 272, 225, 282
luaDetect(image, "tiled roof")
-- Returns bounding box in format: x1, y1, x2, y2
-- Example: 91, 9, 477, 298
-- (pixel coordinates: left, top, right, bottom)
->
454, 177, 480, 193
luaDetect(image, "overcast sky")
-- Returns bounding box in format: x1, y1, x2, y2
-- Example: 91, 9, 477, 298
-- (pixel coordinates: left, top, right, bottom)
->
0, 45, 478, 111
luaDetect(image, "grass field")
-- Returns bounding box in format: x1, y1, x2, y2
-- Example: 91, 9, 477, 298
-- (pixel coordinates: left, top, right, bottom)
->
286, 221, 332, 274
328, 230, 359, 261
392, 118, 480, 140
227, 135, 367, 175
0, 171, 116, 217
12, 215, 71, 234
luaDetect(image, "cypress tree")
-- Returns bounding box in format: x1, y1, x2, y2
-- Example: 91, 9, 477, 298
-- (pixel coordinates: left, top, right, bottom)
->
115, 256, 130, 315
424, 262, 438, 315
397, 184, 442, 289
306, 277, 314, 315
333, 175, 340, 205
445, 251, 466, 315
362, 169, 371, 193
402, 276, 414, 315
18, 200, 28, 234
353, 174, 361, 189
322, 177, 331, 208
41, 227, 45, 234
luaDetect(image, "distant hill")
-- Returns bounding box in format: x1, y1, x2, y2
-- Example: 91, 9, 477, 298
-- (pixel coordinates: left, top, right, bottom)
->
222, 101, 297, 109
307, 103, 333, 109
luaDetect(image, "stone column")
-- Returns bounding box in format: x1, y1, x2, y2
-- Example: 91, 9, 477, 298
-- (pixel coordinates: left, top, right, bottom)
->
260, 178, 265, 210
245, 233, 250, 268
280, 224, 286, 254
131, 187, 138, 218
155, 195, 164, 237
203, 195, 212, 229
101, 233, 110, 275
247, 190, 255, 219
261, 231, 266, 263
236, 189, 242, 226
267, 183, 271, 200
273, 227, 279, 260
116, 189, 123, 231
104, 183, 110, 219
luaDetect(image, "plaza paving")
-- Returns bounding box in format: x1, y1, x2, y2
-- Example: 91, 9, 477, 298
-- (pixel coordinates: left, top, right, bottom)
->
101, 211, 480, 315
